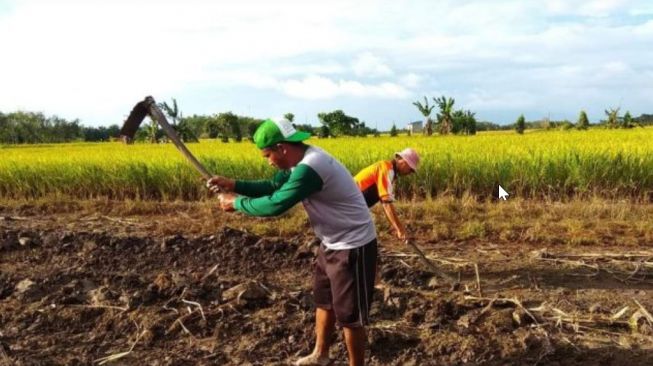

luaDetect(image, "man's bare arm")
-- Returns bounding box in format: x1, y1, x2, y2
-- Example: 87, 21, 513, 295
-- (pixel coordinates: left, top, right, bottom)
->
381, 201, 407, 240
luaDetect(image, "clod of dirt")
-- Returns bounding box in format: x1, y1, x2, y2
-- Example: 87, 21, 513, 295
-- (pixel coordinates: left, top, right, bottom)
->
81, 240, 97, 253
152, 272, 174, 293
519, 329, 554, 357
0, 231, 18, 250
59, 279, 96, 305
368, 326, 420, 362
0, 272, 15, 299
456, 308, 481, 330
380, 262, 434, 289
0, 240, 13, 251
40, 231, 59, 247
88, 285, 119, 306
223, 281, 270, 303
482, 308, 515, 333
287, 290, 313, 311
14, 278, 44, 301
160, 234, 185, 252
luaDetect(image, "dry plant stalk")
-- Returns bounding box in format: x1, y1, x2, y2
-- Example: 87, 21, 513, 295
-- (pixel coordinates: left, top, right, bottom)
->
182, 299, 207, 322
95, 329, 145, 365
534, 251, 653, 283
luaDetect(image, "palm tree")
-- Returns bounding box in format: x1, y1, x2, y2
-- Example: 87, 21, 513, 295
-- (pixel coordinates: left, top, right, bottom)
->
161, 98, 180, 125
160, 98, 198, 142
434, 95, 455, 135
412, 96, 435, 136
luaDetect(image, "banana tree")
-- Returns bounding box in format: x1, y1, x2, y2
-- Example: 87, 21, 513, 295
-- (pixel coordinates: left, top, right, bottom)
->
605, 107, 620, 129
412, 96, 435, 136
434, 95, 455, 135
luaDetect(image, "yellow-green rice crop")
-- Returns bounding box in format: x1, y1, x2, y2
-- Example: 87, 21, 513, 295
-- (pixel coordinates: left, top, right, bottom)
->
1, 128, 652, 200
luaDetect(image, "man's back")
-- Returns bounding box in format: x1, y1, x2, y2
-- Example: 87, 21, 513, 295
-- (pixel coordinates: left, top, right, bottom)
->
298, 146, 376, 250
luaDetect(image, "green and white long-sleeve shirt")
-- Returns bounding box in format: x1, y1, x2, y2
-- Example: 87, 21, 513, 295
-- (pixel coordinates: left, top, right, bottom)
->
234, 146, 376, 250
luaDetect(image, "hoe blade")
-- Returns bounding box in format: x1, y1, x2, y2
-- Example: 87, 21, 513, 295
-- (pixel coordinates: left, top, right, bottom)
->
119, 98, 151, 141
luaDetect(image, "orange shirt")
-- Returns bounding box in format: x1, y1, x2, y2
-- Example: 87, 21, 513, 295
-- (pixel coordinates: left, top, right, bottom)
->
354, 160, 396, 207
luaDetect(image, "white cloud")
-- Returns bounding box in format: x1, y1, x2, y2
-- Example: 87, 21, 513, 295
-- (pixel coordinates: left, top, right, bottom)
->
542, 0, 635, 17
399, 73, 422, 88
578, 0, 630, 16
279, 75, 409, 99
351, 52, 393, 77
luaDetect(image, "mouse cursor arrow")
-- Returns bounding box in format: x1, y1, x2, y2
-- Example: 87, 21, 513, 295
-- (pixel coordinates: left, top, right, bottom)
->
498, 185, 509, 200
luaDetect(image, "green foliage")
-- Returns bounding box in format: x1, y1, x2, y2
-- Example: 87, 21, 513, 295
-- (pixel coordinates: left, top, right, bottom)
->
83, 124, 120, 141
623, 111, 634, 129
0, 111, 83, 143
181, 115, 212, 139
317, 110, 361, 137
284, 113, 295, 123
577, 111, 589, 130
159, 98, 198, 142
216, 112, 239, 143
560, 120, 575, 130
245, 119, 263, 141
452, 110, 477, 135
515, 114, 526, 134
635, 114, 653, 125
318, 125, 330, 138
147, 115, 159, 143
160, 98, 180, 125
390, 123, 398, 137
476, 121, 512, 131
293, 124, 315, 135
206, 117, 221, 139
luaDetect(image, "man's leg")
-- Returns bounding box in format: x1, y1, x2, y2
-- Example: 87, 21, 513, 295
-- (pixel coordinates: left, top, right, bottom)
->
314, 307, 336, 357
295, 243, 334, 366
343, 326, 366, 366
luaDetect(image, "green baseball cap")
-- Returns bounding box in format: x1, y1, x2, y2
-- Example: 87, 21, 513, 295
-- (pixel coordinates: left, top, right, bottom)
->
253, 118, 311, 149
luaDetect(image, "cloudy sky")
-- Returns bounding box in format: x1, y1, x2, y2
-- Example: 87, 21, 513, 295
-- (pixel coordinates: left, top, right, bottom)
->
1, 0, 652, 129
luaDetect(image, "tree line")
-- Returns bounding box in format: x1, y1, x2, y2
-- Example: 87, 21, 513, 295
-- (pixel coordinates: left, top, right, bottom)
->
0, 98, 381, 144
0, 111, 120, 144
412, 95, 478, 136
514, 108, 649, 134
1, 99, 652, 144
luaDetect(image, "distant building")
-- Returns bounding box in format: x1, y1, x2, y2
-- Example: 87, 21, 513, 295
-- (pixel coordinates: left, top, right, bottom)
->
407, 121, 423, 134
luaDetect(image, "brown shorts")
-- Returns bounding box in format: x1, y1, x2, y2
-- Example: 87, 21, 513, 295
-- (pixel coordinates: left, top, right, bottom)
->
313, 239, 378, 328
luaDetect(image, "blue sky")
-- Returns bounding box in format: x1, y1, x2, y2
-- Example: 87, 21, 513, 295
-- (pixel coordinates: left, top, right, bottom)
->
0, 0, 652, 129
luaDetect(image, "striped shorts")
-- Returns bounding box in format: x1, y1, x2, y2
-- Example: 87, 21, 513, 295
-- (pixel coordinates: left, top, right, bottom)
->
313, 238, 378, 328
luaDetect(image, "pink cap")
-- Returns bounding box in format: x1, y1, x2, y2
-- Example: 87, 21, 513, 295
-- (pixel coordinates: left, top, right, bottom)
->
395, 148, 420, 171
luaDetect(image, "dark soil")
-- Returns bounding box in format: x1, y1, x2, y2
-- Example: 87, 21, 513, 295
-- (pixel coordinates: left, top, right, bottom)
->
1, 210, 652, 365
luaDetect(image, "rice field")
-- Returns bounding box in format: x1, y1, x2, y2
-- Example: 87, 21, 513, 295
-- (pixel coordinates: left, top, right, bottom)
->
1, 128, 652, 201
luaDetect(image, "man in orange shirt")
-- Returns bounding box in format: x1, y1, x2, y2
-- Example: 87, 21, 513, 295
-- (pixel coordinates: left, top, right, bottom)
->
354, 148, 420, 241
